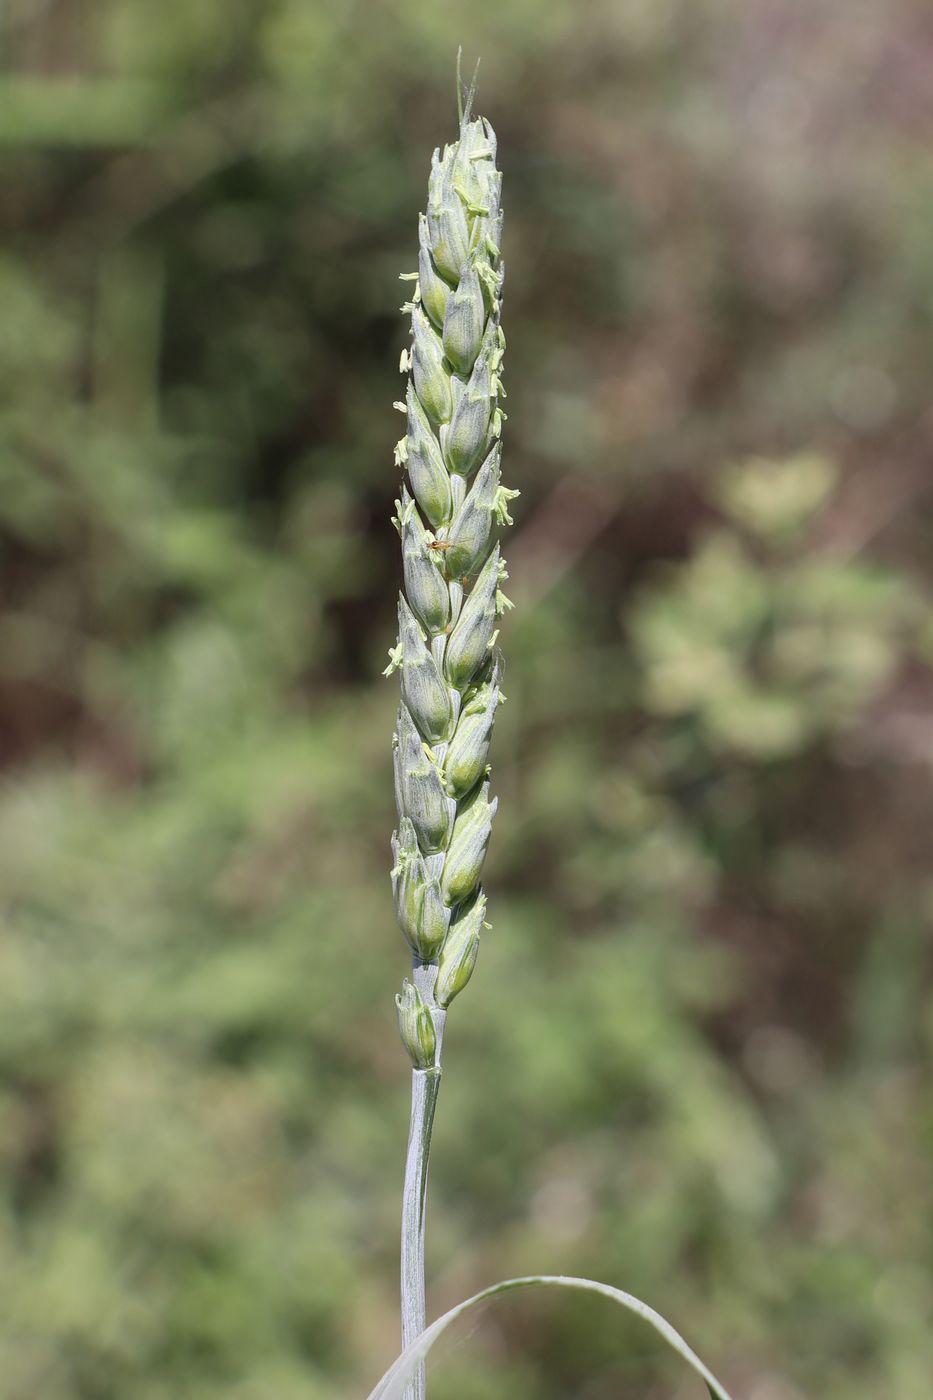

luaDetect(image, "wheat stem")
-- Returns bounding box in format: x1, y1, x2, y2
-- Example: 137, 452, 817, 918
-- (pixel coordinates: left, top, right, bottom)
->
400, 960, 445, 1400
400, 1069, 438, 1400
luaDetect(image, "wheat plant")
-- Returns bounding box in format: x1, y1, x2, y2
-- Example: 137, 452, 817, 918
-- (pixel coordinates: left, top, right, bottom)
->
384, 65, 515, 1400
376, 65, 734, 1400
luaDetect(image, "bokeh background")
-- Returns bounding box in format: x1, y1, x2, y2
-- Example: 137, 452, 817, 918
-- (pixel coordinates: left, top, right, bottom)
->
3, 1, 933, 1397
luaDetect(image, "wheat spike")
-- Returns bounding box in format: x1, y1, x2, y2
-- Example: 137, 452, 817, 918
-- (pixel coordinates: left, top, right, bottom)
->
389, 97, 515, 1051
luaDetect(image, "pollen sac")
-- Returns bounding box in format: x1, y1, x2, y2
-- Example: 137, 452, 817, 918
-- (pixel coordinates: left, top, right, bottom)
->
443, 264, 485, 376
396, 977, 437, 1068
417, 214, 449, 330
435, 892, 486, 1009
444, 546, 500, 690
444, 445, 500, 578
440, 780, 497, 906
399, 489, 450, 634
398, 596, 452, 743
406, 384, 452, 529
390, 818, 451, 960
443, 668, 500, 799
443, 342, 492, 477
394, 704, 454, 854
411, 306, 451, 425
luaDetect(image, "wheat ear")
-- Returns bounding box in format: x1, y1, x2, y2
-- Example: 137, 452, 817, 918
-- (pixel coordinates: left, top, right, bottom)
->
385, 75, 517, 1400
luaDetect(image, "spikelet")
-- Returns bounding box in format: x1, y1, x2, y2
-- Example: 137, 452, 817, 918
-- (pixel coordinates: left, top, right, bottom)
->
389, 98, 516, 1064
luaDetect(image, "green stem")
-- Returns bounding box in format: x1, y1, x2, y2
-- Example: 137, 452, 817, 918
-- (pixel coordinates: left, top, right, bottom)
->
400, 961, 446, 1400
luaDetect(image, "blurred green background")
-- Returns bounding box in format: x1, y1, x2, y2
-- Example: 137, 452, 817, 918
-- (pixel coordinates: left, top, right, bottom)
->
2, 1, 933, 1397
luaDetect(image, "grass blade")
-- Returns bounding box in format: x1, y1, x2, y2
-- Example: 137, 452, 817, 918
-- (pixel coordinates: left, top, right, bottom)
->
366, 1273, 734, 1400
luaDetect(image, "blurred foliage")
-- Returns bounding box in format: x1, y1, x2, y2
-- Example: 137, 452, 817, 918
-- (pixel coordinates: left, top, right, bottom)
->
1, 1, 932, 1398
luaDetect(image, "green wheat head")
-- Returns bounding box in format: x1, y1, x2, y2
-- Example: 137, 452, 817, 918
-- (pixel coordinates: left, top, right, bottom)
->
386, 90, 517, 1066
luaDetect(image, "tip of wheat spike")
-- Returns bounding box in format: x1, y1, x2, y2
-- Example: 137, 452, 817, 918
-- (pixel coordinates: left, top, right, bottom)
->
456, 46, 481, 129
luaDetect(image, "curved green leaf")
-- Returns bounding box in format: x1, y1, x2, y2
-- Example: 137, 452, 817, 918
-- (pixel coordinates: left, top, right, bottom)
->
367, 1273, 734, 1400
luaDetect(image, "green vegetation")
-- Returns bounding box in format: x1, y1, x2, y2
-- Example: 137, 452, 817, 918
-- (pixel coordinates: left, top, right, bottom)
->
2, 3, 932, 1398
